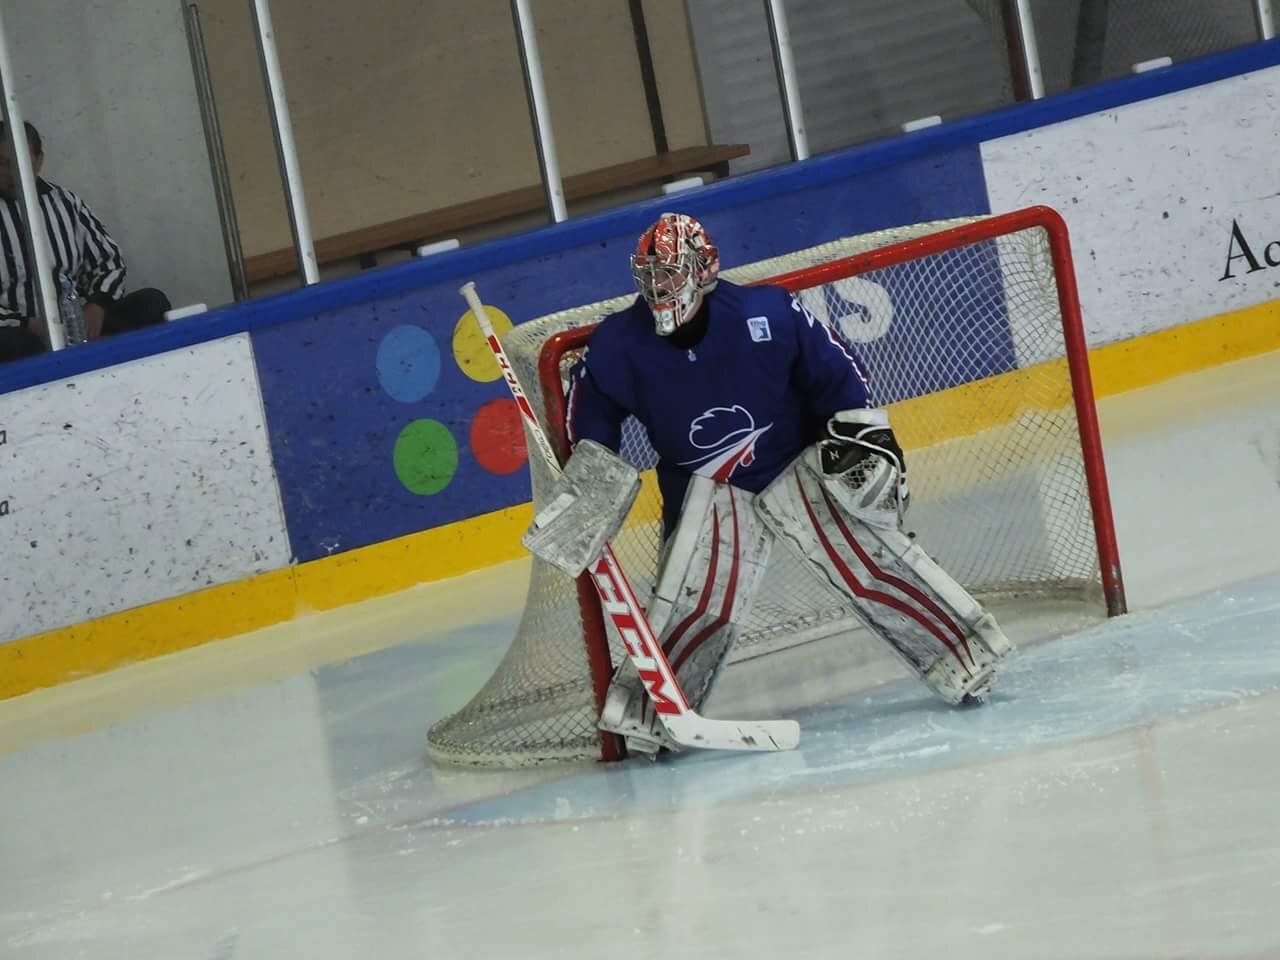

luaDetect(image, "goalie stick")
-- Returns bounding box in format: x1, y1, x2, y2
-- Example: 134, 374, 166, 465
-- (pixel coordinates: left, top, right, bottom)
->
460, 281, 799, 755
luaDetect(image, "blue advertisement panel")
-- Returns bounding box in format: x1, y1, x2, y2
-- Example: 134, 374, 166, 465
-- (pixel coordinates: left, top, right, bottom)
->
252, 146, 992, 564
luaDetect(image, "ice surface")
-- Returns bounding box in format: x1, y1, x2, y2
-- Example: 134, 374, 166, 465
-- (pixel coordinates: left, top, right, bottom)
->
2, 352, 1280, 960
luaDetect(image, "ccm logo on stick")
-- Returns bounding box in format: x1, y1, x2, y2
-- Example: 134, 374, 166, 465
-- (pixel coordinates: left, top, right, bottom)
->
591, 562, 683, 716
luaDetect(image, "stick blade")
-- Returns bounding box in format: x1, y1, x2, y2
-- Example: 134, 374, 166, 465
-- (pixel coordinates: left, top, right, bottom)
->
663, 715, 800, 752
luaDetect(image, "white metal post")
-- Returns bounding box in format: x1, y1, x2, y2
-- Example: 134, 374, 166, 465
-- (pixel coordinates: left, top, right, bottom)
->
1012, 0, 1046, 99
511, 0, 567, 223
0, 9, 64, 349
1256, 0, 1275, 40
763, 0, 809, 161
248, 0, 318, 285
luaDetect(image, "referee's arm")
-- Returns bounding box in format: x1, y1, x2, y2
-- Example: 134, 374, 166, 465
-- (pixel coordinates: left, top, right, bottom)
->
68, 190, 127, 307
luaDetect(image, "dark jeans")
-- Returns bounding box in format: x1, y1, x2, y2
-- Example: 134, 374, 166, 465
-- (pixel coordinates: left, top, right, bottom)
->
0, 287, 170, 364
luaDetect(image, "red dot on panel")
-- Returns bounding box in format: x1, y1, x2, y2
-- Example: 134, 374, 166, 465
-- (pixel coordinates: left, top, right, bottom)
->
470, 398, 528, 475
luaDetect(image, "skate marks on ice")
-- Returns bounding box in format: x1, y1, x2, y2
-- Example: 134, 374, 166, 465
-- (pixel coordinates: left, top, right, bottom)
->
3, 578, 1278, 960
436, 573, 1280, 825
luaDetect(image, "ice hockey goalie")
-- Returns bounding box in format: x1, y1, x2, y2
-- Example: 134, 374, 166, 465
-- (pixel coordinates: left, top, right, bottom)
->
523, 212, 1014, 756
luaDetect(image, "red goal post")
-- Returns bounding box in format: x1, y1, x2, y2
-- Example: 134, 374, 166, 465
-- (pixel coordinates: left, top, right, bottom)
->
426, 205, 1126, 768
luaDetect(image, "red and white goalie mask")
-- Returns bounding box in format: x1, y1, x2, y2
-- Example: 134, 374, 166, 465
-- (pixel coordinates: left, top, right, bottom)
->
630, 212, 720, 336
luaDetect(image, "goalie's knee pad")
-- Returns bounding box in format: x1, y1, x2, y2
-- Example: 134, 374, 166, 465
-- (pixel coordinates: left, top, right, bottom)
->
756, 455, 1013, 705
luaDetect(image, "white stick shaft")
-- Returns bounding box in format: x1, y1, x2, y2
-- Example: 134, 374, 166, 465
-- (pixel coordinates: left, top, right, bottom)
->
459, 282, 562, 472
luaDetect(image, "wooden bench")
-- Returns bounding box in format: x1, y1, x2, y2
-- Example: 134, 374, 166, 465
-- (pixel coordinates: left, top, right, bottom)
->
244, 143, 750, 284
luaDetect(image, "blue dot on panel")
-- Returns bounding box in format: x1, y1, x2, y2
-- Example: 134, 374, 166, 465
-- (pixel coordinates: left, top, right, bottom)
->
376, 325, 441, 403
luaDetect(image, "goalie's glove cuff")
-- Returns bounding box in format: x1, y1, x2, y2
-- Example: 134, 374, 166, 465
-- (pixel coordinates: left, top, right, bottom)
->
818, 408, 910, 515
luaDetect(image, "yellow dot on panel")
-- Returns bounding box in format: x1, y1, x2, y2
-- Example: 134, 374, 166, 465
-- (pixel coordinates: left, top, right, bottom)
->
453, 304, 514, 382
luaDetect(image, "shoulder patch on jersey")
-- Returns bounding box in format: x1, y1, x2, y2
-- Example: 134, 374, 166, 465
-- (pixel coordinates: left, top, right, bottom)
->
746, 315, 772, 342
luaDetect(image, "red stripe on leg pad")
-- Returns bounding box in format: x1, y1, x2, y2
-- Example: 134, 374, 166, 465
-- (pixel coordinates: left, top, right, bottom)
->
662, 505, 721, 657
671, 489, 741, 677
818, 487, 975, 667
797, 477, 973, 676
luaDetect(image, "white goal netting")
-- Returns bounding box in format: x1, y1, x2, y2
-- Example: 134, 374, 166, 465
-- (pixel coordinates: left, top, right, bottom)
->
426, 208, 1122, 768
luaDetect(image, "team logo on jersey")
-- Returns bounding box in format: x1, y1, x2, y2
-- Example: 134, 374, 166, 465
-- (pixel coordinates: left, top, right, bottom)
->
679, 405, 773, 482
746, 315, 772, 342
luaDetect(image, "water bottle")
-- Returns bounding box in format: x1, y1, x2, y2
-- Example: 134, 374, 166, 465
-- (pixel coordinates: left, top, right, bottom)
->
57, 274, 87, 346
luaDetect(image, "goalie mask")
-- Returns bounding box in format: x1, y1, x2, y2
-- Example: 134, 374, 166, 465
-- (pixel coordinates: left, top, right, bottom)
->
631, 212, 720, 336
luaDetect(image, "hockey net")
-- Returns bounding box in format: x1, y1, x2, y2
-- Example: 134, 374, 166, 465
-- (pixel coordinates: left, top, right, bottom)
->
426, 206, 1124, 768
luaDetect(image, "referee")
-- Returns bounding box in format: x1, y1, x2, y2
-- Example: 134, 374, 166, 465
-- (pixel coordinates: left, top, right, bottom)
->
1, 121, 170, 363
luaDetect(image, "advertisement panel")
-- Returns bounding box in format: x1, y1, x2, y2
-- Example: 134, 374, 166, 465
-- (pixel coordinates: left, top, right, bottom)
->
981, 63, 1280, 346
254, 148, 990, 564
0, 336, 290, 643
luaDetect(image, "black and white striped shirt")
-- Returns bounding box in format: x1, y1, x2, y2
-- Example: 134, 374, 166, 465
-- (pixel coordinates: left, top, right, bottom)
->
0, 178, 127, 328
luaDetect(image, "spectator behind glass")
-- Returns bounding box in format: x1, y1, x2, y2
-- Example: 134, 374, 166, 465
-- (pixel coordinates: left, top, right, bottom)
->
0, 120, 171, 363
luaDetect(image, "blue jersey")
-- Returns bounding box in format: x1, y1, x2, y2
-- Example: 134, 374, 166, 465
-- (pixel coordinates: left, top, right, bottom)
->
567, 280, 872, 533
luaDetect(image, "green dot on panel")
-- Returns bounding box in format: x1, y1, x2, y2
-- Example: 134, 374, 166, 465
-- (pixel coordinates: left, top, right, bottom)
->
393, 419, 458, 496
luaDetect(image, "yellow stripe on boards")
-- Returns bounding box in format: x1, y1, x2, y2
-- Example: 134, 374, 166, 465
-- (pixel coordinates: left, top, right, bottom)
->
626, 470, 663, 528
0, 503, 532, 701
887, 359, 1072, 450
0, 566, 302, 699
290, 502, 531, 612
1087, 299, 1280, 397
3, 297, 1279, 702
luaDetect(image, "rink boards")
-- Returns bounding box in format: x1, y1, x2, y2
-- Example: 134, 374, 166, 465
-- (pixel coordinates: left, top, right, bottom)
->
4, 42, 1280, 696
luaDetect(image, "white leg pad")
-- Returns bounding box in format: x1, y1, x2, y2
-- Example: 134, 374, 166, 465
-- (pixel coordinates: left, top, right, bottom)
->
756, 456, 1014, 704
599, 476, 773, 753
